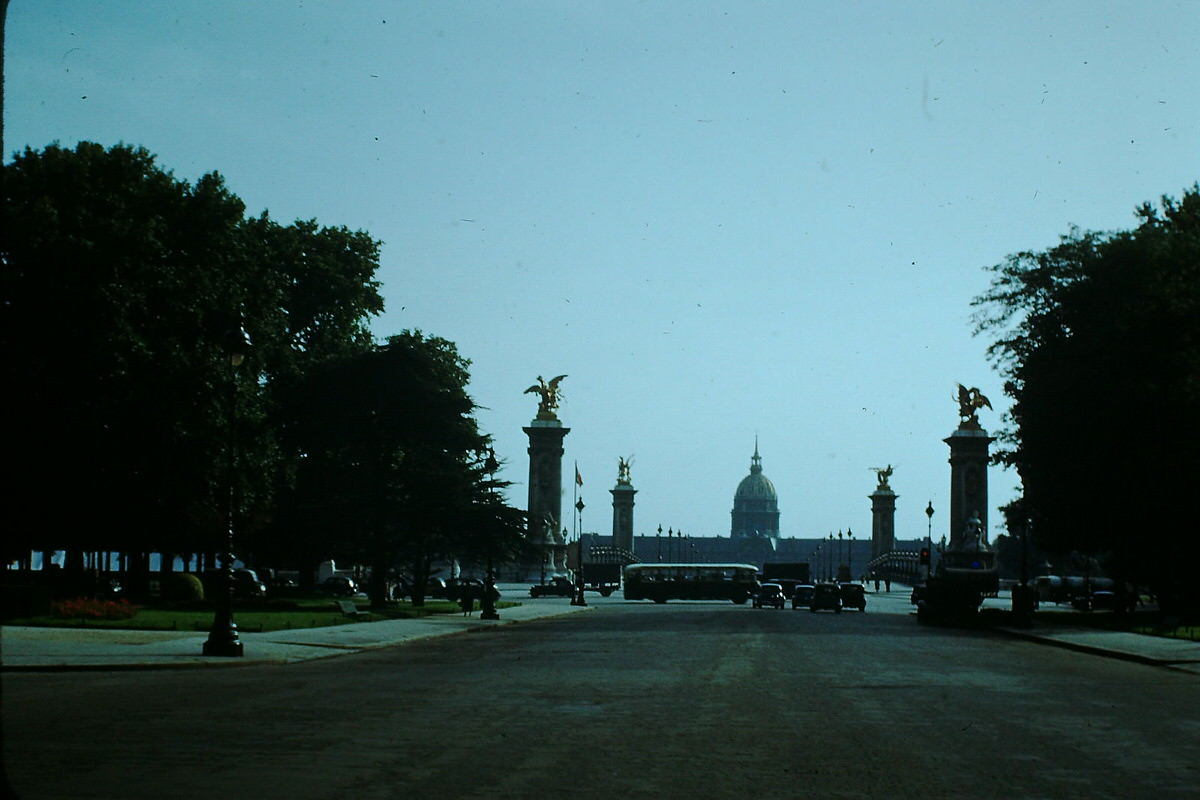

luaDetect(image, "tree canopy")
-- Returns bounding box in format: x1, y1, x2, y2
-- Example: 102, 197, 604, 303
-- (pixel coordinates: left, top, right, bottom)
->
973, 185, 1200, 613
3, 142, 525, 590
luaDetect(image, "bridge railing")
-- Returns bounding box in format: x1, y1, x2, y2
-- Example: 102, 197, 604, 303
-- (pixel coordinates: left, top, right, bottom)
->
866, 551, 921, 584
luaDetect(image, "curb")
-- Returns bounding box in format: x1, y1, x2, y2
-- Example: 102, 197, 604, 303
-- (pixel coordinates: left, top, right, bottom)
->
994, 626, 1198, 671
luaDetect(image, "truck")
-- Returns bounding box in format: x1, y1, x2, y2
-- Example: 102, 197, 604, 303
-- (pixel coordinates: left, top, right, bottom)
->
761, 562, 811, 597
913, 519, 999, 624
580, 562, 621, 597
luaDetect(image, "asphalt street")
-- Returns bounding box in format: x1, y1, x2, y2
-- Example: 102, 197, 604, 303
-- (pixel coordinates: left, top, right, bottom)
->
3, 588, 1198, 800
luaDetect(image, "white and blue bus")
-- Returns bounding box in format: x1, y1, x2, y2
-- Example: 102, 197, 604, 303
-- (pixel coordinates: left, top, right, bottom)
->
622, 563, 759, 604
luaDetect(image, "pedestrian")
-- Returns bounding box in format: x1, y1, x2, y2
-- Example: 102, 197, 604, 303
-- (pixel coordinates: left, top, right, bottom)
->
885, 579, 891, 592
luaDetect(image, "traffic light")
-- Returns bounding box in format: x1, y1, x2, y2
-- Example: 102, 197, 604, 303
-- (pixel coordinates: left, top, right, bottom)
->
919, 547, 931, 566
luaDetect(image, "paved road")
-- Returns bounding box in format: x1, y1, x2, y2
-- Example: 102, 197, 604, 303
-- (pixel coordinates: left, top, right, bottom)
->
4, 596, 1198, 799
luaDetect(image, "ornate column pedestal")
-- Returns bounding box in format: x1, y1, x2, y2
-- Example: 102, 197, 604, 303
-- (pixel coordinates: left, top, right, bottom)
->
610, 461, 637, 554
525, 418, 570, 578
944, 426, 993, 549
870, 486, 898, 561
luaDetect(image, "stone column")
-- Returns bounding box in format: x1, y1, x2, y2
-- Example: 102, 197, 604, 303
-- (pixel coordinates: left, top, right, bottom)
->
870, 486, 898, 560
944, 426, 993, 549
525, 419, 570, 576
610, 480, 637, 554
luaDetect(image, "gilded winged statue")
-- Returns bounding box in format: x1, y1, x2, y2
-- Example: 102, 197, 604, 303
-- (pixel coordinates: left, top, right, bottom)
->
956, 384, 992, 427
871, 464, 894, 490
617, 456, 633, 485
525, 374, 567, 417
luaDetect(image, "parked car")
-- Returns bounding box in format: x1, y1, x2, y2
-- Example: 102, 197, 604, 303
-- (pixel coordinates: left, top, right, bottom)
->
530, 576, 575, 598
1072, 590, 1117, 611
321, 576, 358, 597
791, 584, 816, 609
839, 582, 867, 612
810, 583, 842, 613
203, 568, 267, 599
753, 583, 786, 609
424, 577, 448, 598
445, 577, 486, 602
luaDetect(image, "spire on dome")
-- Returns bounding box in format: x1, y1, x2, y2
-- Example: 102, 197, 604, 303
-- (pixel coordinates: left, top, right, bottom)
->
750, 438, 763, 474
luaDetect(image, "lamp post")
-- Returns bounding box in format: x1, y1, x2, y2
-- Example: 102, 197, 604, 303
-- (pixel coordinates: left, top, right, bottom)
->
837, 530, 844, 583
847, 528, 854, 582
203, 324, 251, 657
925, 501, 935, 581
657, 524, 663, 561
480, 448, 501, 620
827, 533, 834, 581
572, 497, 587, 606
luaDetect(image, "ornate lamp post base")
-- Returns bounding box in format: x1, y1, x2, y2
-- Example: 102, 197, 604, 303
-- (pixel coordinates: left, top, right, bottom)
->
203, 621, 244, 657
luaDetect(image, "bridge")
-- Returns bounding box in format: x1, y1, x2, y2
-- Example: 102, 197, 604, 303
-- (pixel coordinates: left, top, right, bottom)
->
866, 550, 923, 585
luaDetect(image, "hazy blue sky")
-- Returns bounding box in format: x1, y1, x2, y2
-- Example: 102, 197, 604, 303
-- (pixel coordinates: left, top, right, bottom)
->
7, 1, 1198, 546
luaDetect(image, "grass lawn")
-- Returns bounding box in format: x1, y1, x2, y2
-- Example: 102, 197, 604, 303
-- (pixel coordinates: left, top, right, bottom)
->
4, 596, 522, 633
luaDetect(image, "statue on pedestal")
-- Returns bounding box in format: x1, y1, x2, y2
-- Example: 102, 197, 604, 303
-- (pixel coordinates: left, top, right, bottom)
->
871, 464, 894, 491
617, 456, 633, 485
524, 374, 567, 420
956, 384, 992, 429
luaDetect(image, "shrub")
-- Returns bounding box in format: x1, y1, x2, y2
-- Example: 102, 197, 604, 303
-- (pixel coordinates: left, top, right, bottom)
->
51, 596, 139, 620
163, 573, 205, 602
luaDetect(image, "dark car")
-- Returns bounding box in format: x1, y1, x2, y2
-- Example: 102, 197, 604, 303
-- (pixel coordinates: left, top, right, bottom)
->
203, 568, 267, 599
753, 582, 786, 609
839, 582, 867, 612
321, 576, 358, 597
791, 584, 816, 609
445, 577, 485, 602
424, 577, 449, 598
1072, 590, 1117, 611
530, 576, 575, 598
810, 583, 842, 613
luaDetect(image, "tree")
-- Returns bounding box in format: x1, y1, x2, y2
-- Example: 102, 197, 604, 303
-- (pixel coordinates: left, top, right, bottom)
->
273, 331, 527, 608
973, 186, 1200, 614
1, 142, 383, 583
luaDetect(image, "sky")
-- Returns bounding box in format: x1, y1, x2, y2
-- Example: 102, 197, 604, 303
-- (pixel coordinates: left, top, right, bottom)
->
6, 1, 1199, 547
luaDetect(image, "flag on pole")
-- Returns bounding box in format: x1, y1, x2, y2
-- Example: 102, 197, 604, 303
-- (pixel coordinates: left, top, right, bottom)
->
575, 464, 583, 486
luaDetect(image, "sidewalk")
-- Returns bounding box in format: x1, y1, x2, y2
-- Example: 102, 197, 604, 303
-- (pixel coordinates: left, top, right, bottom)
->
0, 599, 592, 672
995, 623, 1200, 675
3, 596, 1198, 674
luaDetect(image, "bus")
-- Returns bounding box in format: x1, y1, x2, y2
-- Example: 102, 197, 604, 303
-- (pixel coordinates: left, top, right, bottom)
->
622, 563, 760, 604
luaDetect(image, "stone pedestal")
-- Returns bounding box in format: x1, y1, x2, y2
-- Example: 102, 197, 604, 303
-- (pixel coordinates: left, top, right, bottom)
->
870, 487, 898, 560
610, 482, 637, 554
944, 426, 993, 548
525, 419, 570, 576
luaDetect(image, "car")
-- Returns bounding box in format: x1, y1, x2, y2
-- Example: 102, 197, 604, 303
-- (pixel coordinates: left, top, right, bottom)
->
320, 575, 358, 597
839, 582, 867, 612
424, 577, 448, 598
203, 568, 267, 599
1072, 590, 1117, 611
445, 577, 486, 602
791, 584, 816, 609
810, 582, 842, 613
530, 576, 575, 598
753, 582, 786, 609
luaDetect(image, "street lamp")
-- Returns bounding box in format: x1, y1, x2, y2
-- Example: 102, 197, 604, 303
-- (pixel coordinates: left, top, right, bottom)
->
925, 501, 935, 581
572, 497, 587, 606
847, 528, 854, 582
657, 524, 663, 561
837, 530, 844, 583
203, 324, 251, 657
479, 448, 501, 620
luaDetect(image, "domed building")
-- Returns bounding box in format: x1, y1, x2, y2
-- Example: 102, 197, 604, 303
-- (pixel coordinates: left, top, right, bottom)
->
731, 441, 780, 538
